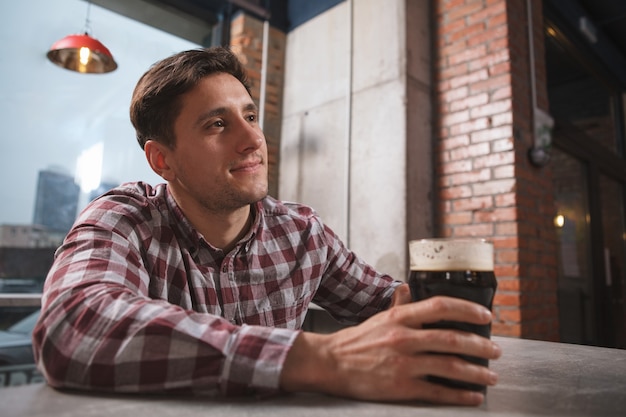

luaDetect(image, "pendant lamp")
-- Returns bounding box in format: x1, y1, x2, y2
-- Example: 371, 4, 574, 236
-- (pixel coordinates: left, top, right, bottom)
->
47, 2, 117, 74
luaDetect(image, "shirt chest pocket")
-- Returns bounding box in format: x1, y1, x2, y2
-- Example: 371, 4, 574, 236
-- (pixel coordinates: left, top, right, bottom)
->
260, 296, 311, 330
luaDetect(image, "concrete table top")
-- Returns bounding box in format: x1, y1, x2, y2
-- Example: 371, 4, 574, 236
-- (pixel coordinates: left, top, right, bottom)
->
2, 336, 625, 417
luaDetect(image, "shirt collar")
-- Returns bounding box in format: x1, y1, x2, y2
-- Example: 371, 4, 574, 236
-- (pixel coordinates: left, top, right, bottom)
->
164, 185, 264, 253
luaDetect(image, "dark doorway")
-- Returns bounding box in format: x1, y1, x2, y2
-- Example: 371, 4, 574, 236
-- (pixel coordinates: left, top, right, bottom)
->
545, 20, 626, 348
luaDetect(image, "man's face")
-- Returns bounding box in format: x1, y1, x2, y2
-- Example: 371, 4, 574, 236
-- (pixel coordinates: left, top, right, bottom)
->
163, 73, 268, 213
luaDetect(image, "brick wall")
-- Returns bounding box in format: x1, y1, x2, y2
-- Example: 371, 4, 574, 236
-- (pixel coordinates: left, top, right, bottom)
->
229, 13, 287, 198
434, 0, 559, 341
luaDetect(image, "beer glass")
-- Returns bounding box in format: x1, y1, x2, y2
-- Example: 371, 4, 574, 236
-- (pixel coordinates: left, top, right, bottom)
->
408, 238, 497, 392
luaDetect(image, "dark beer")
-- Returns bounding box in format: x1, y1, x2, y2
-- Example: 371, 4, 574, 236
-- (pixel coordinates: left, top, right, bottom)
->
408, 239, 497, 392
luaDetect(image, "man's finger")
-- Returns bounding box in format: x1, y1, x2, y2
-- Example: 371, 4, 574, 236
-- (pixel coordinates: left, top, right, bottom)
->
393, 295, 492, 327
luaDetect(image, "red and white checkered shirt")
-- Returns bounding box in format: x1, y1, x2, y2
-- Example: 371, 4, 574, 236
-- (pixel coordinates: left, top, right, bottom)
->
33, 182, 398, 396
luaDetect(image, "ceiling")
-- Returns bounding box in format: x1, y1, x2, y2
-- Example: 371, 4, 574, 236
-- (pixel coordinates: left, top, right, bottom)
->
138, 0, 626, 55
90, 0, 626, 86
578, 0, 626, 58
545, 0, 626, 86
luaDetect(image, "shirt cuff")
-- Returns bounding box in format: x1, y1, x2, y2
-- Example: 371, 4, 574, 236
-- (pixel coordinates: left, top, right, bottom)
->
220, 325, 300, 396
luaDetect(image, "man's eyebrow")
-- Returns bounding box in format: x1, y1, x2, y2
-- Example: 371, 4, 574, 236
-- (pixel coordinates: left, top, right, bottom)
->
194, 107, 226, 128
244, 103, 258, 112
194, 103, 258, 127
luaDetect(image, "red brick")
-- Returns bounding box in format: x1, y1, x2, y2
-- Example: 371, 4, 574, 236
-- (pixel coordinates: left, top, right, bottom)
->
440, 85, 469, 103
491, 112, 513, 126
449, 22, 488, 44
439, 62, 471, 82
468, 50, 509, 73
493, 236, 519, 249
494, 292, 519, 306
450, 142, 491, 160
449, 69, 490, 89
467, 0, 506, 24
440, 211, 473, 225
487, 9, 508, 28
449, 43, 488, 66
470, 99, 512, 118
451, 196, 494, 212
496, 278, 520, 291
449, 117, 491, 136
492, 322, 521, 337
498, 308, 521, 322
488, 36, 509, 53
452, 223, 495, 237
491, 85, 512, 101
438, 159, 473, 175
440, 184, 473, 199
473, 179, 516, 196
441, 109, 471, 127
467, 24, 507, 47
446, 0, 486, 23
469, 73, 511, 93
473, 150, 515, 168
471, 125, 513, 143
488, 58, 511, 76
497, 248, 519, 263
495, 221, 518, 235
440, 134, 471, 150
495, 264, 519, 278
438, 18, 468, 39
475, 206, 517, 223
445, 168, 492, 186
449, 92, 490, 112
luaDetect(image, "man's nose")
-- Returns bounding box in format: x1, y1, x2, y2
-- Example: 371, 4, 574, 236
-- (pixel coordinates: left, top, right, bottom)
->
235, 118, 264, 152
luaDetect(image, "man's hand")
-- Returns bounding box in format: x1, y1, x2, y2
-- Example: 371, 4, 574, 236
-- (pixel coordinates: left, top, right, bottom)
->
390, 283, 412, 307
280, 294, 501, 406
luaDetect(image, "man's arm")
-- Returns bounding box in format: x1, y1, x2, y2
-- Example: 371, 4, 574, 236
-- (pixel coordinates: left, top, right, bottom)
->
280, 294, 501, 406
32, 195, 300, 396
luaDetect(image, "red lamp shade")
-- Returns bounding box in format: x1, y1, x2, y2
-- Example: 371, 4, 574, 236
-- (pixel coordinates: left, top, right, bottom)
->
47, 33, 117, 74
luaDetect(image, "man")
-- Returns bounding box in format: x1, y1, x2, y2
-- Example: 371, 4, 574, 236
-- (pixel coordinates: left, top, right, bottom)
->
33, 47, 500, 406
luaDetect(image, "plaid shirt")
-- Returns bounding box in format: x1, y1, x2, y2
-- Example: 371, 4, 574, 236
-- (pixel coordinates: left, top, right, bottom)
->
33, 182, 398, 396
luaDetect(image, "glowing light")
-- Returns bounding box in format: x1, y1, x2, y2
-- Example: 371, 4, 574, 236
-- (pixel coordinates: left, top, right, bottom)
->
76, 142, 103, 193
554, 214, 565, 228
79, 47, 91, 65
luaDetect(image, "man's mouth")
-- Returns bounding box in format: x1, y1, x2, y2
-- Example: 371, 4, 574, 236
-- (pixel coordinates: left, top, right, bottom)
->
230, 158, 264, 173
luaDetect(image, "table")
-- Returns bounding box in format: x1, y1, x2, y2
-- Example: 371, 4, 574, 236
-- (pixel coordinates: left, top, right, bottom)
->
1, 336, 625, 417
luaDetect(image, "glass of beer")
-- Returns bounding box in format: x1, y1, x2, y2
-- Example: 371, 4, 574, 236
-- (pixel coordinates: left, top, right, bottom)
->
408, 238, 497, 392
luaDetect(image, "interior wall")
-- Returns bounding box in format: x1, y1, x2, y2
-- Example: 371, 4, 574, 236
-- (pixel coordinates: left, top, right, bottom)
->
279, 0, 432, 281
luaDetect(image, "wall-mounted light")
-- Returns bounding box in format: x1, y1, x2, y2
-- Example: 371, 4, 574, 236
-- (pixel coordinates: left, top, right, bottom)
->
47, 2, 117, 74
528, 107, 555, 167
554, 214, 565, 228
579, 16, 598, 44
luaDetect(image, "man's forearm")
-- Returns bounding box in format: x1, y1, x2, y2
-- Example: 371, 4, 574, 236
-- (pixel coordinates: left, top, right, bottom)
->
34, 287, 299, 395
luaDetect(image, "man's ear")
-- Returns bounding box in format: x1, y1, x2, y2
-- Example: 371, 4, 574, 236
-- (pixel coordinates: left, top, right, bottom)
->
144, 140, 175, 181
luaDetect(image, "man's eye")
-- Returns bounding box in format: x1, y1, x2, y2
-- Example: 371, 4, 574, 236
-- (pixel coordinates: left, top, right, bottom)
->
247, 114, 257, 122
213, 120, 224, 127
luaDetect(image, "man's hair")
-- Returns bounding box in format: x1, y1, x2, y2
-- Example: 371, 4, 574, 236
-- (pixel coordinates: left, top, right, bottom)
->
130, 47, 251, 150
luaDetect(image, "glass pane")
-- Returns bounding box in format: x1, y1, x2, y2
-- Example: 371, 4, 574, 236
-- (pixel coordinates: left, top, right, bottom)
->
1, 2, 198, 306
552, 148, 595, 344
598, 175, 626, 348
546, 32, 621, 156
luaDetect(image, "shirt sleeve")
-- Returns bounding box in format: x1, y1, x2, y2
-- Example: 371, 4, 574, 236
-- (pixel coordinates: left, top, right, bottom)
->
32, 196, 300, 396
313, 219, 402, 323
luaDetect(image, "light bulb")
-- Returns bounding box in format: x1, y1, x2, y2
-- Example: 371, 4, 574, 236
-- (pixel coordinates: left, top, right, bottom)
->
79, 47, 91, 66
554, 214, 565, 228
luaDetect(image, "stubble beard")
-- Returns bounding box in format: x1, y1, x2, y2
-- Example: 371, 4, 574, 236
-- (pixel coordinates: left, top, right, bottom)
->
201, 176, 268, 214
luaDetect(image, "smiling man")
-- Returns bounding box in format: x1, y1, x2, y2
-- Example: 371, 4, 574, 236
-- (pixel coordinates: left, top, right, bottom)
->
33, 47, 500, 405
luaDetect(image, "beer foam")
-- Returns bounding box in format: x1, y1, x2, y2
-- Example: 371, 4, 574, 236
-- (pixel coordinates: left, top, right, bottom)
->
409, 239, 494, 271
